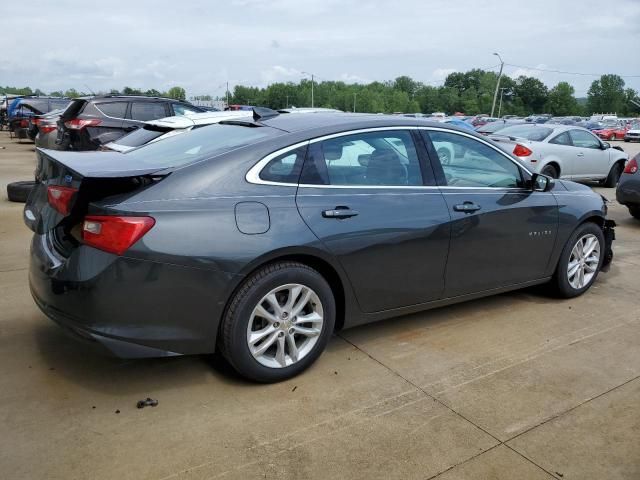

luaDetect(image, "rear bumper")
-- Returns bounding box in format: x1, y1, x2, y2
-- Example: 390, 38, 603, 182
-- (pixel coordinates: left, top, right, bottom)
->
616, 177, 640, 206
29, 234, 241, 358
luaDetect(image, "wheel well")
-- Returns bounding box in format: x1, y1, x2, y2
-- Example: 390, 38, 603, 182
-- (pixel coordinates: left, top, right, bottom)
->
544, 161, 561, 176
229, 254, 347, 332
581, 215, 605, 229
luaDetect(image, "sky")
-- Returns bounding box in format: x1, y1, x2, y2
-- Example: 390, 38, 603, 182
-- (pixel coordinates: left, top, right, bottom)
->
2, 0, 639, 98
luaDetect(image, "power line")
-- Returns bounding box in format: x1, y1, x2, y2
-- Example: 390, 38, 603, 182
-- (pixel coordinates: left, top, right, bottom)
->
504, 63, 640, 78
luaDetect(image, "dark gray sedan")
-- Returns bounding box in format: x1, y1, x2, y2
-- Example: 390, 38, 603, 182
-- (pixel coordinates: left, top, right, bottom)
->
616, 153, 640, 219
24, 111, 615, 382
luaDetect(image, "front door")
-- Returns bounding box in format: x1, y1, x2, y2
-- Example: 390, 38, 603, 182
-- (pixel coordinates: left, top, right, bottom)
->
568, 129, 608, 179
296, 128, 451, 313
423, 129, 558, 297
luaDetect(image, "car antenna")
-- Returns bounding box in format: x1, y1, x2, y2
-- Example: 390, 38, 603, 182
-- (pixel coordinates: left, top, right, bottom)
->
252, 107, 279, 121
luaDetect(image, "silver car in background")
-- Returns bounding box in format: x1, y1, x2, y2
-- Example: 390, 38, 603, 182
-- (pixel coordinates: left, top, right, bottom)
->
490, 124, 628, 187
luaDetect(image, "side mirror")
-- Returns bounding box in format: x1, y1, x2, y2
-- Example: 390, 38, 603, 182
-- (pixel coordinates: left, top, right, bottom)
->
601, 141, 611, 150
531, 173, 554, 192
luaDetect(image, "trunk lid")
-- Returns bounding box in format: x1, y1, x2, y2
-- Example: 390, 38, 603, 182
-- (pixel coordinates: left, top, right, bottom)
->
24, 148, 168, 237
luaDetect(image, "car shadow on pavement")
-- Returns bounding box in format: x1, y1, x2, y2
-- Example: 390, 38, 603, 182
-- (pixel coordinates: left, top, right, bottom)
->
33, 323, 250, 395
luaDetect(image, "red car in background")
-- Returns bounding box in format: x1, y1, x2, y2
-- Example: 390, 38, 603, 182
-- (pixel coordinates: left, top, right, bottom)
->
593, 125, 628, 141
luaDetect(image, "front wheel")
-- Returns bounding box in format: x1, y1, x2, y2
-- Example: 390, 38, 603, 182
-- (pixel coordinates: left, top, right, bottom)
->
551, 223, 604, 298
219, 262, 335, 382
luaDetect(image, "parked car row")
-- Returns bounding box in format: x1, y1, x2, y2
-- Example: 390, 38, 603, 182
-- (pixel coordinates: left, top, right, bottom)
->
21, 109, 618, 381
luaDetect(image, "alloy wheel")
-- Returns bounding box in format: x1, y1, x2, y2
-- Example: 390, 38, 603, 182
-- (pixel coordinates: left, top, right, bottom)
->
247, 283, 324, 368
567, 234, 600, 289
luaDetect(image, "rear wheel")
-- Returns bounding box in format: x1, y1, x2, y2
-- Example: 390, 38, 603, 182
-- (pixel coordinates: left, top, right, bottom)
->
601, 162, 622, 187
541, 164, 559, 179
609, 133, 615, 141
629, 207, 640, 220
219, 262, 335, 382
551, 223, 604, 298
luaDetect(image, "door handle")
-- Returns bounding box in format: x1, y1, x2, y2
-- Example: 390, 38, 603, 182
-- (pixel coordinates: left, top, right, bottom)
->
453, 202, 481, 213
322, 206, 359, 219
577, 152, 585, 157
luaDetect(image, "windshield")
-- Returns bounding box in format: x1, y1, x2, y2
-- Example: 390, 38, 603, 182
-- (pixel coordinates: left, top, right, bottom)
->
114, 126, 175, 148
121, 123, 278, 168
495, 125, 553, 142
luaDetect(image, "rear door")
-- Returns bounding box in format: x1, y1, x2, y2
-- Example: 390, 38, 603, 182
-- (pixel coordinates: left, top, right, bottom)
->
568, 129, 609, 179
423, 129, 558, 297
295, 128, 451, 313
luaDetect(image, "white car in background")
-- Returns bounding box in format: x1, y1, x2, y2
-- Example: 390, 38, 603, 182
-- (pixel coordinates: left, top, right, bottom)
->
103, 110, 252, 152
489, 123, 628, 187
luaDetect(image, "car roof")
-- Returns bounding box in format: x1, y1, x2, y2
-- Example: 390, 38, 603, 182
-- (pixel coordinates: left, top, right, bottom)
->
76, 95, 188, 103
254, 112, 450, 134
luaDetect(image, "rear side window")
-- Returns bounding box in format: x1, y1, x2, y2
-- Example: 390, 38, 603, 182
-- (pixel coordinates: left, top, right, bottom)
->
303, 130, 422, 186
549, 132, 572, 146
96, 102, 128, 118
259, 146, 307, 183
130, 102, 168, 121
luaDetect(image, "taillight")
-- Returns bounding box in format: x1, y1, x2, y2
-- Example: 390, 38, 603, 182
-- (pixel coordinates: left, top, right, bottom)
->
40, 125, 57, 134
64, 118, 102, 130
31, 118, 40, 126
82, 216, 155, 255
513, 144, 533, 157
624, 158, 638, 174
20, 119, 29, 128
47, 185, 78, 215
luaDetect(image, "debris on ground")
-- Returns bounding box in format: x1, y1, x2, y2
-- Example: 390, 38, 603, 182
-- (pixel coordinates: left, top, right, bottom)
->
136, 398, 159, 409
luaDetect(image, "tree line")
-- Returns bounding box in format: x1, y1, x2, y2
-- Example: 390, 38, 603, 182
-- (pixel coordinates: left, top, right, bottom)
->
2, 71, 638, 116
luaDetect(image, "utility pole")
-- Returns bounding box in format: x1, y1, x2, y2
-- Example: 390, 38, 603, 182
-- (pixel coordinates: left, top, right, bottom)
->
353, 92, 357, 112
302, 71, 315, 108
226, 81, 229, 109
498, 88, 507, 118
490, 52, 504, 118
286, 94, 289, 109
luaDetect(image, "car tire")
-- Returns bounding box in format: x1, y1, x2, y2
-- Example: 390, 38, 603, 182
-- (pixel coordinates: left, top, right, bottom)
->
551, 222, 604, 299
541, 164, 559, 179
219, 261, 335, 382
629, 207, 640, 220
7, 180, 36, 203
601, 162, 622, 188
609, 134, 615, 141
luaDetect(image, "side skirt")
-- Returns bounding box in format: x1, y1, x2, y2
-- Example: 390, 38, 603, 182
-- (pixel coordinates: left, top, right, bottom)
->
343, 277, 552, 329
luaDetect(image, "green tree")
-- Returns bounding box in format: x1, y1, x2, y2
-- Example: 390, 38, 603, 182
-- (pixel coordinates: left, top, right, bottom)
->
514, 76, 548, 114
587, 74, 626, 114
64, 88, 81, 98
165, 86, 186, 100
49, 90, 63, 97
546, 82, 579, 115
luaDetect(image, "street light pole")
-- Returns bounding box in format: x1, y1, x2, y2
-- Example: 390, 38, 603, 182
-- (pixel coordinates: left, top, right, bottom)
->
498, 87, 507, 118
490, 52, 504, 118
302, 71, 315, 108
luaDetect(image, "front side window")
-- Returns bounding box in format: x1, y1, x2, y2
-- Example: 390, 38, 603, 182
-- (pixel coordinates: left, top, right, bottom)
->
259, 146, 307, 183
304, 130, 422, 186
427, 131, 523, 188
130, 102, 168, 121
569, 130, 601, 149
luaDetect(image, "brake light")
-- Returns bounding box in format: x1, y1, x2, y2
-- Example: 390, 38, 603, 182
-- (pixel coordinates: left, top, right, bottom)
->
513, 144, 533, 157
82, 216, 155, 255
20, 119, 29, 128
47, 186, 78, 215
624, 158, 638, 174
40, 125, 57, 134
31, 118, 41, 126
64, 118, 102, 130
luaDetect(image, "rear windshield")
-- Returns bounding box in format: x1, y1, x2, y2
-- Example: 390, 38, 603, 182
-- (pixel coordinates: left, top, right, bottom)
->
114, 126, 172, 147
495, 125, 553, 141
121, 123, 278, 168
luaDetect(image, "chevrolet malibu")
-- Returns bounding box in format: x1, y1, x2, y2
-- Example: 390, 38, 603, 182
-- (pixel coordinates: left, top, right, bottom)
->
24, 111, 615, 382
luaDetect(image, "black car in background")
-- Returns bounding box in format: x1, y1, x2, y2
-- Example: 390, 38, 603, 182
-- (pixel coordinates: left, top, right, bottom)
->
56, 95, 206, 150
616, 153, 640, 219
24, 112, 615, 382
